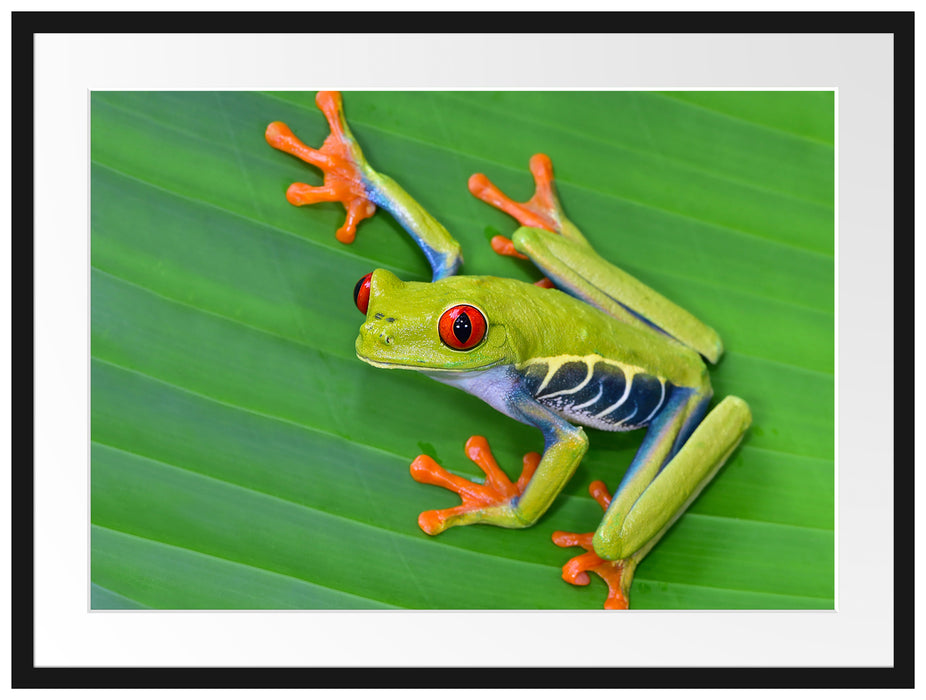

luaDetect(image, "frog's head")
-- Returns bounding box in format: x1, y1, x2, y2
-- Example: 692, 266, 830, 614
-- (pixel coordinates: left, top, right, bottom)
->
353, 268, 517, 372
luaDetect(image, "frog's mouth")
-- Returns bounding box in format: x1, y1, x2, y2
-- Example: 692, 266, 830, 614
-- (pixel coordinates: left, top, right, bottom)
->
354, 334, 502, 372
354, 334, 434, 370
354, 351, 423, 370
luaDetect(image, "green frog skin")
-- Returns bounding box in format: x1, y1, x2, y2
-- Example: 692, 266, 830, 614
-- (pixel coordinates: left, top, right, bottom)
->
266, 92, 751, 609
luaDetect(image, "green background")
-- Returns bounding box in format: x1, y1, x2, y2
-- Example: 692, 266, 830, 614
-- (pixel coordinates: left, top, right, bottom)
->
90, 91, 834, 609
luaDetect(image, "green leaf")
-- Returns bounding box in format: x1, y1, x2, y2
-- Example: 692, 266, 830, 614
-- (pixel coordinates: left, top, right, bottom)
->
91, 91, 834, 609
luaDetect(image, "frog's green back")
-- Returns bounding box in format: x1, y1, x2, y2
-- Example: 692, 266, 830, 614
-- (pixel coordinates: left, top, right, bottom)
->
474, 277, 709, 390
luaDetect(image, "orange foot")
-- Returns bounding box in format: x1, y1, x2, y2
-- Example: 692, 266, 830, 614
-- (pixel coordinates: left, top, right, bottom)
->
265, 91, 376, 244
470, 154, 565, 288
410, 436, 540, 535
552, 480, 633, 610
469, 153, 563, 234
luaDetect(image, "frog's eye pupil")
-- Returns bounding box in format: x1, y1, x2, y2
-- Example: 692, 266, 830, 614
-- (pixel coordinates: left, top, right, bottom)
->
453, 313, 472, 344
353, 272, 373, 314
438, 305, 487, 350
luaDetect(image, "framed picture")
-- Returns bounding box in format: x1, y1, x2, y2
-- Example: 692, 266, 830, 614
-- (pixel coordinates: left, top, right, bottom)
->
14, 8, 910, 690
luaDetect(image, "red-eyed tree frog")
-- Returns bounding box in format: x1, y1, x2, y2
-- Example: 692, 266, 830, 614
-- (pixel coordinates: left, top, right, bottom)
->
266, 92, 752, 609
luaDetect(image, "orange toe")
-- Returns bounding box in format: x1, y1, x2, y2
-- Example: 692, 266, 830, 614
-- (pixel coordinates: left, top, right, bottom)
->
551, 481, 632, 610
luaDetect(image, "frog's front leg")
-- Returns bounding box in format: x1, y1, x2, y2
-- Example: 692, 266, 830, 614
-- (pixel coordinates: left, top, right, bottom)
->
410, 389, 588, 533
554, 392, 751, 609
266, 91, 462, 280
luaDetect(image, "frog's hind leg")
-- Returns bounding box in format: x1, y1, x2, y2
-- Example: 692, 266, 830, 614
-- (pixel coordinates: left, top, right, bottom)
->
514, 225, 724, 363
554, 392, 751, 609
552, 480, 635, 609
469, 154, 590, 258
469, 154, 723, 363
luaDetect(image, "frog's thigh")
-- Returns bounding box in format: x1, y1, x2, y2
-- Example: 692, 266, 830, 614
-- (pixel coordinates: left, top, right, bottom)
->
511, 226, 723, 363
595, 395, 752, 562
511, 226, 618, 299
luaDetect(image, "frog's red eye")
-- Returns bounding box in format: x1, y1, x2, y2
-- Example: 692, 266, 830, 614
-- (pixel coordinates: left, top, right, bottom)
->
353, 272, 373, 314
438, 305, 487, 350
